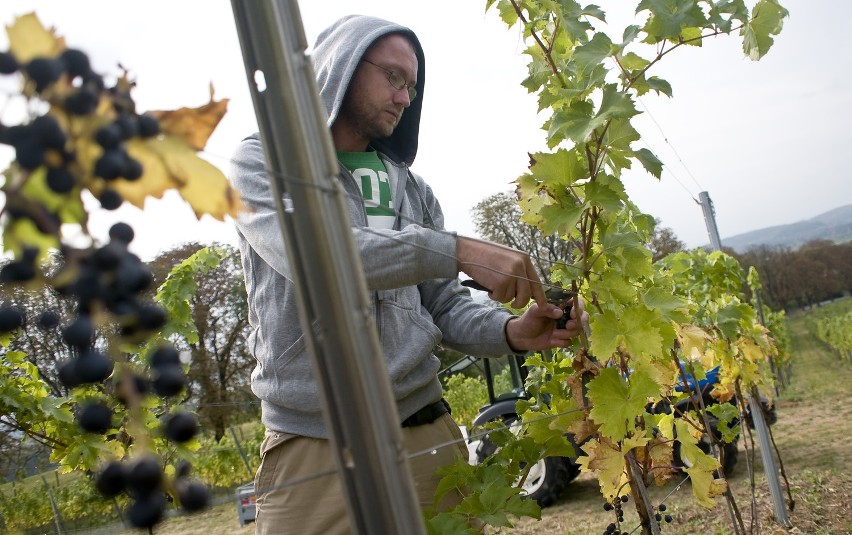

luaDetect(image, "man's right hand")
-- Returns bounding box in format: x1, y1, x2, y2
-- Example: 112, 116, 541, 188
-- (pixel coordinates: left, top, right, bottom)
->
456, 236, 547, 309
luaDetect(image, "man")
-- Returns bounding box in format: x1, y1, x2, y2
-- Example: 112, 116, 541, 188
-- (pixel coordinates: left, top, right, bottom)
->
229, 14, 586, 535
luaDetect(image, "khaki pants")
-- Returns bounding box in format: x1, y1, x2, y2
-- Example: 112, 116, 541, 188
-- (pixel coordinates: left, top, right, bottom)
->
253, 412, 468, 535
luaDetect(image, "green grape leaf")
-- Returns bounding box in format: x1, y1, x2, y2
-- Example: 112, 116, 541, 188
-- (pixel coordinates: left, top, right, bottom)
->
537, 201, 584, 237
638, 0, 708, 43
741, 0, 788, 60
552, 0, 595, 42
633, 147, 663, 178
585, 178, 624, 213
588, 368, 659, 441
646, 76, 673, 97
529, 148, 588, 187
572, 32, 613, 75
549, 84, 638, 145
620, 52, 650, 71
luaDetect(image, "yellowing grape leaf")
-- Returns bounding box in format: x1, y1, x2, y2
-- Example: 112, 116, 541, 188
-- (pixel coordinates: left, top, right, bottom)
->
588, 368, 659, 441
647, 436, 674, 486
149, 84, 229, 151
578, 437, 626, 500
685, 466, 728, 509
114, 138, 174, 205
146, 135, 243, 220
5, 13, 65, 63
674, 419, 720, 472
677, 323, 712, 361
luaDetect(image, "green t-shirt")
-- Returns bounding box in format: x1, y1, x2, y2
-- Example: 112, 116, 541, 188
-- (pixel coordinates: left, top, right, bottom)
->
337, 150, 395, 229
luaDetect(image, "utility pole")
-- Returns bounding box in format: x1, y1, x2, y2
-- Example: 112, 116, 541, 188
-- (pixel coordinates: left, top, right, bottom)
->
699, 191, 791, 528
229, 2, 427, 534
698, 191, 723, 252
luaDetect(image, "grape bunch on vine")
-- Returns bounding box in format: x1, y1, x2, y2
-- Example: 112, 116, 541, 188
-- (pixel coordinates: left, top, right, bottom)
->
0, 13, 242, 529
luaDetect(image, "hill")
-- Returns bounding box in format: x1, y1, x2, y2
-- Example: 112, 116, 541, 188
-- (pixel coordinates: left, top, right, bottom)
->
721, 204, 852, 253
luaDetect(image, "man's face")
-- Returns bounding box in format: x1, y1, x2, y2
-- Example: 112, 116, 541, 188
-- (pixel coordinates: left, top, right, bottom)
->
339, 34, 418, 144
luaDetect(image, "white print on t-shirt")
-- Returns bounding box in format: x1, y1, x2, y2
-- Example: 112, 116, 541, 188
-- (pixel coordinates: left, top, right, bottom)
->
352, 167, 395, 229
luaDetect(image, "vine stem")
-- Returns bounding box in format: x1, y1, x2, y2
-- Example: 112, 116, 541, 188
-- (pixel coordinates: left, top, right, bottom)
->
626, 451, 660, 535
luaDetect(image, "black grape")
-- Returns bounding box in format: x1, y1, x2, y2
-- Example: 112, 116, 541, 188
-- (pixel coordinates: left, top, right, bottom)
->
126, 456, 163, 497
0, 305, 24, 332
178, 481, 210, 512
127, 492, 165, 528
25, 57, 64, 92
152, 365, 186, 397
137, 114, 160, 138
65, 87, 99, 116
78, 402, 113, 434
76, 350, 114, 384
62, 315, 94, 349
59, 48, 90, 78
149, 345, 180, 369
95, 461, 127, 498
162, 412, 198, 443
99, 188, 123, 210
109, 222, 135, 244
0, 51, 19, 74
46, 166, 76, 193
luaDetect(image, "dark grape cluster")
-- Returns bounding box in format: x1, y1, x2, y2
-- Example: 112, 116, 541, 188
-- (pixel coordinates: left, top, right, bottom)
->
601, 495, 629, 535
654, 503, 673, 526
0, 45, 160, 213
0, 36, 209, 530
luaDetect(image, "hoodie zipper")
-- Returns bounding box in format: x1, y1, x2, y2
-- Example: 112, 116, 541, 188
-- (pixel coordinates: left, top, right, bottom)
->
338, 163, 381, 337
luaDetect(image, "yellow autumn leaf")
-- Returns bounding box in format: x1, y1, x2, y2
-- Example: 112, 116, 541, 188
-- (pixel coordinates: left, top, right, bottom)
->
677, 323, 712, 361
737, 337, 764, 364
5, 12, 65, 63
146, 135, 243, 220
674, 419, 719, 472
113, 138, 176, 207
579, 437, 627, 500
685, 466, 728, 509
647, 436, 675, 486
149, 84, 229, 151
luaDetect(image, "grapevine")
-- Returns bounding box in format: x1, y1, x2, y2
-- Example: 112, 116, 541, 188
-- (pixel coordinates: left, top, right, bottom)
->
0, 12, 242, 529
431, 2, 790, 533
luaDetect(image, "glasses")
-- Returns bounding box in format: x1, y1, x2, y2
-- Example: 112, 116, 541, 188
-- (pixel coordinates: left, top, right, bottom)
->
361, 59, 417, 101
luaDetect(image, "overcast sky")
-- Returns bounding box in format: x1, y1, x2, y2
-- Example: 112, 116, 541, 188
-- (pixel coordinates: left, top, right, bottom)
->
1, 0, 849, 260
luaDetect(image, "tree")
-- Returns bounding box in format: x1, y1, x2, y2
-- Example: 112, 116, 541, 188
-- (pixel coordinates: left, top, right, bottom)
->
149, 243, 255, 441
648, 219, 685, 262
472, 191, 574, 280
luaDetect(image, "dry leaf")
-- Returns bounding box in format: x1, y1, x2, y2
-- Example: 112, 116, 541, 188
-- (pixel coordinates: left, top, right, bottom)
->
149, 84, 229, 151
6, 12, 65, 63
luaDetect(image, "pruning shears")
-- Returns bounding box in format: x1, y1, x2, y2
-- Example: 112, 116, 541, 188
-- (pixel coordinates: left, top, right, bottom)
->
461, 279, 575, 329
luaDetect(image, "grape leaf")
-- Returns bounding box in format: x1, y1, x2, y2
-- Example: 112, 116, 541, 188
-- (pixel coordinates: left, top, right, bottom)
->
741, 0, 788, 60
529, 148, 588, 187
638, 0, 708, 43
685, 465, 728, 509
588, 368, 659, 441
676, 323, 712, 361
578, 437, 628, 500
633, 147, 663, 178
5, 12, 65, 63
648, 435, 675, 486
149, 84, 229, 151
145, 136, 244, 220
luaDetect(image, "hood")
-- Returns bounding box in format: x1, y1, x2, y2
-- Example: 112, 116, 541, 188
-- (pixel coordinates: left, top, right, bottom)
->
311, 15, 426, 166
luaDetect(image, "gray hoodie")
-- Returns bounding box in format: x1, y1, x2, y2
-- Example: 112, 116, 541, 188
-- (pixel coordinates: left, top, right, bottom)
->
229, 15, 515, 438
